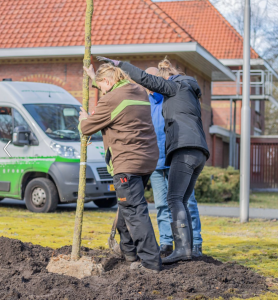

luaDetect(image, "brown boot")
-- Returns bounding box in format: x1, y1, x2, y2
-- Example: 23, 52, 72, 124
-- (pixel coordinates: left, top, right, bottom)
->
130, 262, 160, 274
113, 244, 137, 262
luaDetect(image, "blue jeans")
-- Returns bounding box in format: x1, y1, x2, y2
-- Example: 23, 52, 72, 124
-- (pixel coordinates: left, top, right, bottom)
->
150, 169, 202, 246
150, 169, 173, 246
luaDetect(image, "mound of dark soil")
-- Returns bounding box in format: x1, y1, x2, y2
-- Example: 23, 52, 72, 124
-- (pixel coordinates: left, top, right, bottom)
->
0, 237, 272, 300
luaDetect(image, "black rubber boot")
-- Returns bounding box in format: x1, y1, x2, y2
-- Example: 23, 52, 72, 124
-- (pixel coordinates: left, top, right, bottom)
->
192, 245, 202, 257
162, 220, 192, 264
186, 208, 194, 251
160, 244, 173, 257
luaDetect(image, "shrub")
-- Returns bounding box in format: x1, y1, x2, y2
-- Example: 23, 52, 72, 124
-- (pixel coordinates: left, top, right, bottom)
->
195, 166, 240, 203
145, 166, 240, 204
144, 188, 154, 203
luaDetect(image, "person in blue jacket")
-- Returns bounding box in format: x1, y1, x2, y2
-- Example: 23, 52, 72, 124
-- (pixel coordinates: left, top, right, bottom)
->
146, 67, 203, 258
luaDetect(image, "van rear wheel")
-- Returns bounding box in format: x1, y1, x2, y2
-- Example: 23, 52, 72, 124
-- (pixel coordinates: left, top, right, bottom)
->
25, 178, 58, 213
93, 197, 117, 208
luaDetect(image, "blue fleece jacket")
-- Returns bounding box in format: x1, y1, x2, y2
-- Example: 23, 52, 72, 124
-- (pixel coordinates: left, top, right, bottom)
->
149, 92, 169, 170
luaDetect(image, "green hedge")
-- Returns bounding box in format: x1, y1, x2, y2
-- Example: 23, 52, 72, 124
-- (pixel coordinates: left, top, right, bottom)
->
195, 166, 240, 203
145, 166, 240, 203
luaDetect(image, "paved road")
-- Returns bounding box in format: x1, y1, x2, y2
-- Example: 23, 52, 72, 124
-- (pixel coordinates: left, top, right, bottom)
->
198, 205, 278, 219
1, 198, 277, 219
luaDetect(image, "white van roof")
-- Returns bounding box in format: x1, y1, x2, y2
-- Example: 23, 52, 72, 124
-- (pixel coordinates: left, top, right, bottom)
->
0, 81, 81, 105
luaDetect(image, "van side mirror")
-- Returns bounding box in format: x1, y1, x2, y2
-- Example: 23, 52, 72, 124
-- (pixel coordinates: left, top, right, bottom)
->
13, 126, 31, 146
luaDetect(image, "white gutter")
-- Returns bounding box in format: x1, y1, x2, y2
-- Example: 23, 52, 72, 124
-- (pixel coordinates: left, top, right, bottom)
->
195, 44, 236, 81
251, 135, 278, 139
0, 46, 85, 58
220, 58, 278, 80
209, 125, 278, 140
0, 42, 197, 57
209, 125, 240, 138
0, 42, 236, 81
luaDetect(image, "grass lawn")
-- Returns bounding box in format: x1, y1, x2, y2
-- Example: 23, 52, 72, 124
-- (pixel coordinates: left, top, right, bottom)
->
0, 205, 277, 299
198, 192, 278, 209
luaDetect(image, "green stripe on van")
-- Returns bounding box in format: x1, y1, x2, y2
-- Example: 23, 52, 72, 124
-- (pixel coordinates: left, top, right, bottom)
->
0, 156, 80, 198
111, 100, 150, 121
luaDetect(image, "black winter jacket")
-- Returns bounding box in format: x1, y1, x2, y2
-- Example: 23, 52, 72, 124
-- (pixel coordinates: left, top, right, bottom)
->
119, 62, 210, 166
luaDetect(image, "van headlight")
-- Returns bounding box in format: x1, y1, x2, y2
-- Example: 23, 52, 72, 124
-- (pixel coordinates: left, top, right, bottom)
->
50, 142, 80, 159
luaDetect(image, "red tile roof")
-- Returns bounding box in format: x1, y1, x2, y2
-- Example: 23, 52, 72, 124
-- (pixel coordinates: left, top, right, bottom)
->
0, 0, 192, 49
157, 0, 259, 59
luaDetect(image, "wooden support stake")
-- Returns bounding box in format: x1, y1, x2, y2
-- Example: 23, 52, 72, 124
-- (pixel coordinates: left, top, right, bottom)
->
71, 0, 94, 261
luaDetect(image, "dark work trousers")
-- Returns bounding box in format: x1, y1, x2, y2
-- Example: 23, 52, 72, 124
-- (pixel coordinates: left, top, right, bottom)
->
114, 173, 162, 271
167, 148, 206, 232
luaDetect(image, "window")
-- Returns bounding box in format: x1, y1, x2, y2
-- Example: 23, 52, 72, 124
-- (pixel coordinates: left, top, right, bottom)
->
252, 145, 261, 173
14, 108, 30, 130
255, 100, 260, 113
0, 107, 31, 144
24, 104, 81, 141
254, 127, 262, 136
0, 107, 13, 143
255, 85, 260, 96
24, 104, 102, 142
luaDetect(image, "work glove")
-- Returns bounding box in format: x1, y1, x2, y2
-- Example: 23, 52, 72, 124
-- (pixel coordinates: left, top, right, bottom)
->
96, 56, 120, 67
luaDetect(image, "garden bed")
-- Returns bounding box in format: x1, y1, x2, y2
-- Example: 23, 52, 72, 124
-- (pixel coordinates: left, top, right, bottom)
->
0, 236, 274, 300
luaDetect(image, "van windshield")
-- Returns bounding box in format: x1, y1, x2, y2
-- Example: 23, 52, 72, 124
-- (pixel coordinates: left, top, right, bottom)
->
23, 104, 102, 142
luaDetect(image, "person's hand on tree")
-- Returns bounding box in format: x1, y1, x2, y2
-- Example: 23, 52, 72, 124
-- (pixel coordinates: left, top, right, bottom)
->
79, 107, 89, 121
83, 64, 95, 81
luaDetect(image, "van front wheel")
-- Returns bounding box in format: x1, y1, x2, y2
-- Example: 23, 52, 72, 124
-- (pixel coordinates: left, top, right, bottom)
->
25, 178, 58, 213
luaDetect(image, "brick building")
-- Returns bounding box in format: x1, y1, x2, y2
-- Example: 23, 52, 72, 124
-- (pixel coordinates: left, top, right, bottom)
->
156, 0, 278, 168
0, 0, 236, 167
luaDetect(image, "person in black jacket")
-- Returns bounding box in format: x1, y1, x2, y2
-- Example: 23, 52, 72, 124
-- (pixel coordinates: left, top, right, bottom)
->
97, 56, 210, 264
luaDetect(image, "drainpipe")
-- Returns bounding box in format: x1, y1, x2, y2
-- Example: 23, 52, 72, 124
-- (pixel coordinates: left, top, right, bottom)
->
229, 98, 233, 167
212, 134, 216, 167
233, 101, 237, 167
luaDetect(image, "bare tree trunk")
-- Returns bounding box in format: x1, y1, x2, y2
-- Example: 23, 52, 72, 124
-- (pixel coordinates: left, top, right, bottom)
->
71, 0, 94, 261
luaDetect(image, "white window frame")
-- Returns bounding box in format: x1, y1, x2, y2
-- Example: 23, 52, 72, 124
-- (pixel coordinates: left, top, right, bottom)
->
255, 100, 260, 113
254, 127, 262, 136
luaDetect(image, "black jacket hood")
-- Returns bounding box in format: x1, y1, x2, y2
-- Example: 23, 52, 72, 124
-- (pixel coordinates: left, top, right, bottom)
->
172, 75, 202, 99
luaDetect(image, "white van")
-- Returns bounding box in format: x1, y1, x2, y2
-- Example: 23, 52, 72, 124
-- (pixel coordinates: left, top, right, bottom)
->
0, 81, 116, 212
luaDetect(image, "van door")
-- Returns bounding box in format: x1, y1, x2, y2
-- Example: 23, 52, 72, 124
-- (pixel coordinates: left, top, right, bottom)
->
0, 106, 34, 199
